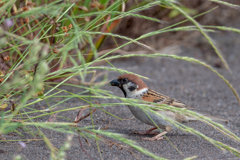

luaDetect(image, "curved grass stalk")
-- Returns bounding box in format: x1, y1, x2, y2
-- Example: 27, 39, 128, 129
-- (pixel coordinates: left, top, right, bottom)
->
89, 129, 167, 160
62, 11, 162, 23
102, 99, 240, 156
100, 53, 240, 106
203, 25, 240, 33
170, 3, 231, 73
43, 26, 214, 50
209, 0, 240, 8
88, 98, 240, 156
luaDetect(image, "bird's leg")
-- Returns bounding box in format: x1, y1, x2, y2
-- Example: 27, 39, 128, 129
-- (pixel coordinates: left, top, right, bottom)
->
142, 126, 172, 141
133, 127, 158, 135
142, 131, 167, 141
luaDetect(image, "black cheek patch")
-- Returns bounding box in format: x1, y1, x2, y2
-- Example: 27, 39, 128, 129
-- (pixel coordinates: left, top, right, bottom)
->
128, 86, 136, 91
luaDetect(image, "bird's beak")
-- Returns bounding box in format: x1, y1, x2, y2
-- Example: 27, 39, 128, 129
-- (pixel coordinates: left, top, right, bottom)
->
109, 79, 121, 87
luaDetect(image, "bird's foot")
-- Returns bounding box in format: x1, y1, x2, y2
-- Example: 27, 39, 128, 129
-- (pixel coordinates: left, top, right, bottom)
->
133, 127, 158, 135
142, 136, 163, 141
142, 131, 168, 141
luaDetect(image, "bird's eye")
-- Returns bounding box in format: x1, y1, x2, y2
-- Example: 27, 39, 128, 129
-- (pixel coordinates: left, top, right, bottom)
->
122, 78, 128, 83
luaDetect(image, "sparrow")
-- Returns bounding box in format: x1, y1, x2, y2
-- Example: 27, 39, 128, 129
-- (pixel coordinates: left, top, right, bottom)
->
109, 74, 228, 141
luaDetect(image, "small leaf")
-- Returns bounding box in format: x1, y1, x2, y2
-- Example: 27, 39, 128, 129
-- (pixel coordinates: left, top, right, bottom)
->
0, 103, 8, 110
168, 9, 180, 19
0, 71, 4, 77
79, 6, 89, 12
0, 101, 15, 112
169, 7, 198, 19
74, 107, 86, 123
181, 6, 198, 15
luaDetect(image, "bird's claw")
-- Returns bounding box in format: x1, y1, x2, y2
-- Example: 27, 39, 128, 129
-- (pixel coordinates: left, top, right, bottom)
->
142, 136, 164, 141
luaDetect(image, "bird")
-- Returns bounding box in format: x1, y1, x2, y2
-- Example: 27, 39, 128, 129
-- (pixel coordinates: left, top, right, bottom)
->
109, 74, 228, 141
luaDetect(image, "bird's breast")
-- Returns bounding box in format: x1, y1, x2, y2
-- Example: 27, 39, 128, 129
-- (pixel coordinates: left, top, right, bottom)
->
127, 105, 174, 127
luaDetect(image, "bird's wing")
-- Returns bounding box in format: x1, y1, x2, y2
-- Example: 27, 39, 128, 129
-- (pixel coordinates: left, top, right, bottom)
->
142, 90, 228, 123
142, 89, 190, 109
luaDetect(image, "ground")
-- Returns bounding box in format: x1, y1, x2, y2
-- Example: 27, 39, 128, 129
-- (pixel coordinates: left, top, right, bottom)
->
1, 18, 240, 160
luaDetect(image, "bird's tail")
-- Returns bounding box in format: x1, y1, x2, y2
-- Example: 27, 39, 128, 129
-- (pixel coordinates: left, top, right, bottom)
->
186, 114, 228, 123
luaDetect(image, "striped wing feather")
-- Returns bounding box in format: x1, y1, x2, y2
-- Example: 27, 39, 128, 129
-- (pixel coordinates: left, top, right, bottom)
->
142, 89, 228, 123
142, 89, 189, 109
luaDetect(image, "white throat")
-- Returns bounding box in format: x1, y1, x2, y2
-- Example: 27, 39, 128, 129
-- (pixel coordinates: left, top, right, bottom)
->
124, 87, 148, 98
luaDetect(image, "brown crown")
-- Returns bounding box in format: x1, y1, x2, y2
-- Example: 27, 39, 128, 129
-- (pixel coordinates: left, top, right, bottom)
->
117, 74, 148, 90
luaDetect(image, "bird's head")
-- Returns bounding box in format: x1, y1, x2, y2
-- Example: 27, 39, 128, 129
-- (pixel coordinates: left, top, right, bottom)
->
109, 74, 148, 98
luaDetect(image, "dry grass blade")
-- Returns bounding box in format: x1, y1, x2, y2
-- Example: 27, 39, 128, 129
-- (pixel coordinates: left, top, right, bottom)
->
78, 133, 93, 160
102, 53, 240, 106
100, 121, 111, 130
74, 106, 87, 123
74, 107, 97, 123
